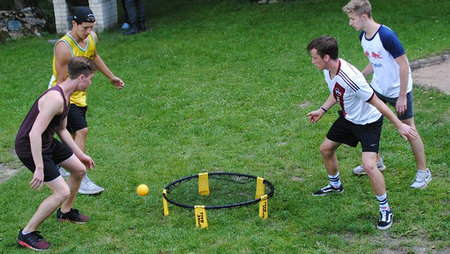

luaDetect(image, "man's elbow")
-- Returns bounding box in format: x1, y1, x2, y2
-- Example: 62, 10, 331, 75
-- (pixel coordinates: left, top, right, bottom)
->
28, 129, 41, 140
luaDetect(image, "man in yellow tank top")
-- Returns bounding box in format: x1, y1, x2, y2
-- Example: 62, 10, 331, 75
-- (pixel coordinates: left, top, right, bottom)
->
49, 7, 124, 195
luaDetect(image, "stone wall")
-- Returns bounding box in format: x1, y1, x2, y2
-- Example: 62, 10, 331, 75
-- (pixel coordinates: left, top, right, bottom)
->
52, 0, 69, 34
0, 8, 46, 43
52, 0, 117, 34
89, 0, 118, 32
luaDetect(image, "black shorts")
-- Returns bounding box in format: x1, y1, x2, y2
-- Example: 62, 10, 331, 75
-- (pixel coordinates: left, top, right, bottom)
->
326, 112, 383, 152
18, 139, 73, 182
67, 104, 88, 133
374, 90, 414, 120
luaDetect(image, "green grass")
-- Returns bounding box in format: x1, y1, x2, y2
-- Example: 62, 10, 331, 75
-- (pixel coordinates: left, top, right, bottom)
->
0, 0, 449, 252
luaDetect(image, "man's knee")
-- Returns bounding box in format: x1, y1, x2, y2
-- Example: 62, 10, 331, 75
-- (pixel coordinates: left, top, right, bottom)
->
72, 128, 88, 151
71, 166, 86, 179
74, 128, 88, 139
55, 184, 71, 202
363, 163, 378, 175
401, 117, 416, 127
320, 142, 334, 157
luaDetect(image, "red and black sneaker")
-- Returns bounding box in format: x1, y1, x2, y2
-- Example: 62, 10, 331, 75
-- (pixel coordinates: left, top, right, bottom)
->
18, 229, 51, 251
56, 208, 90, 224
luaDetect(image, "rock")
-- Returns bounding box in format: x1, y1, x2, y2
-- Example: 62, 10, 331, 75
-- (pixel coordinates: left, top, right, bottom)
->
0, 8, 46, 43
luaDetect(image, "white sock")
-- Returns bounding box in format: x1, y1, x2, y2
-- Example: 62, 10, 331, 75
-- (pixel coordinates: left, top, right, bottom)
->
328, 172, 341, 188
376, 193, 390, 211
21, 230, 31, 235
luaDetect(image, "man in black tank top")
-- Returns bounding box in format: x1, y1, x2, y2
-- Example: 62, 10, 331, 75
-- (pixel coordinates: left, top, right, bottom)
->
15, 57, 96, 251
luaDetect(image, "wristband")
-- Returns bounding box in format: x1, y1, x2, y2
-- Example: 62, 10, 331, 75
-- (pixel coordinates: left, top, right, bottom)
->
319, 106, 328, 113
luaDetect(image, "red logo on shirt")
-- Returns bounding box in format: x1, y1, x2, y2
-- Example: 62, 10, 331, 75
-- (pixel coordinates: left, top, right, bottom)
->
334, 83, 346, 117
371, 51, 382, 59
366, 51, 382, 59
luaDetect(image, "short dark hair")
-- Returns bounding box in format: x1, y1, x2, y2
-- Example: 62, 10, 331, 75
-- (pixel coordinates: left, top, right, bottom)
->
68, 57, 95, 79
306, 36, 339, 60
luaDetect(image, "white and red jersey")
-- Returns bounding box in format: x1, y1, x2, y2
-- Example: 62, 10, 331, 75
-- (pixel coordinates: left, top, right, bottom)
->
324, 59, 381, 125
360, 25, 413, 98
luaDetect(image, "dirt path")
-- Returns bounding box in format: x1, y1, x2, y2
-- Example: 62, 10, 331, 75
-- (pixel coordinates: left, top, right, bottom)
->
0, 161, 21, 184
411, 52, 450, 94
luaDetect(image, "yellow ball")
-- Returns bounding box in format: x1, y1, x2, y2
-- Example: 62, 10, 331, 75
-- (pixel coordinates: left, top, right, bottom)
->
136, 184, 149, 196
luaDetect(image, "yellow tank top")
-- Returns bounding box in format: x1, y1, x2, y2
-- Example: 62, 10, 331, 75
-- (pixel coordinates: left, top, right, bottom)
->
50, 33, 96, 107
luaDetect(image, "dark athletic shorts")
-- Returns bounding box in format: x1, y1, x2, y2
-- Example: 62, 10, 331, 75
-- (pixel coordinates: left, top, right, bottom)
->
18, 139, 73, 182
326, 111, 383, 153
374, 90, 414, 120
67, 104, 88, 133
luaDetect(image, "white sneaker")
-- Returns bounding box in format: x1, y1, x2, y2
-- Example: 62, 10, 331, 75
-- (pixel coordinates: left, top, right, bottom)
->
78, 174, 105, 195
58, 166, 70, 178
410, 169, 432, 189
353, 157, 386, 175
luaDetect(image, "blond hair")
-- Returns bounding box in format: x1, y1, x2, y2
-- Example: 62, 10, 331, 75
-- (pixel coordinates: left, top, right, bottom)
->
342, 0, 372, 18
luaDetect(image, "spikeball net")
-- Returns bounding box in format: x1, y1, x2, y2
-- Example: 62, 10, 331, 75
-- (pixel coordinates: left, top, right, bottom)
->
162, 172, 274, 228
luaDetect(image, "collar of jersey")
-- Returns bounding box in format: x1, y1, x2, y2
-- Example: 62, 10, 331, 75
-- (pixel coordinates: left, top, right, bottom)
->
66, 32, 90, 52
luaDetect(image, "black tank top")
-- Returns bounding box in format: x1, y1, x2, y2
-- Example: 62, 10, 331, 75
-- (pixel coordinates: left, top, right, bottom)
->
15, 86, 69, 157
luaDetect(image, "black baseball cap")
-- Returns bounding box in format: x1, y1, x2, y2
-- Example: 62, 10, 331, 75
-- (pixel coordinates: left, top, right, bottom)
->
73, 6, 96, 23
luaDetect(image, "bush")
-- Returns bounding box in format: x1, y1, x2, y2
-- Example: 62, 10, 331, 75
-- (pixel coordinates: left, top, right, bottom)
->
0, 0, 15, 10
36, 0, 56, 33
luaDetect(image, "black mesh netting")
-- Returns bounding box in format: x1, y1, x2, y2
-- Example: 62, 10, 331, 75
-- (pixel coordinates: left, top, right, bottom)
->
163, 172, 274, 209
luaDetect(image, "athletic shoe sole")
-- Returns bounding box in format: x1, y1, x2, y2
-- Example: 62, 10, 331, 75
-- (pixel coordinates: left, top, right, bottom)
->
312, 189, 344, 196
312, 191, 344, 196
78, 189, 104, 195
377, 223, 393, 230
353, 165, 386, 175
18, 240, 49, 251
57, 218, 87, 224
410, 176, 432, 189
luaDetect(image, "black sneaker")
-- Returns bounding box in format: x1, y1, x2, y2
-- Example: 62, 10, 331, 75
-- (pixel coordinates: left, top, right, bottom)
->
312, 184, 344, 196
56, 208, 90, 224
377, 210, 394, 230
18, 229, 51, 251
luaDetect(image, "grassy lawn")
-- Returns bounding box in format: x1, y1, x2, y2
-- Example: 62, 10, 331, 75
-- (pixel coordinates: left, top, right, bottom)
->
0, 0, 449, 252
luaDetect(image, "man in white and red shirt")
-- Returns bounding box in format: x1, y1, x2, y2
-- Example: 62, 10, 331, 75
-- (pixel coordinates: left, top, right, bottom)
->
306, 36, 418, 230
343, 0, 431, 189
